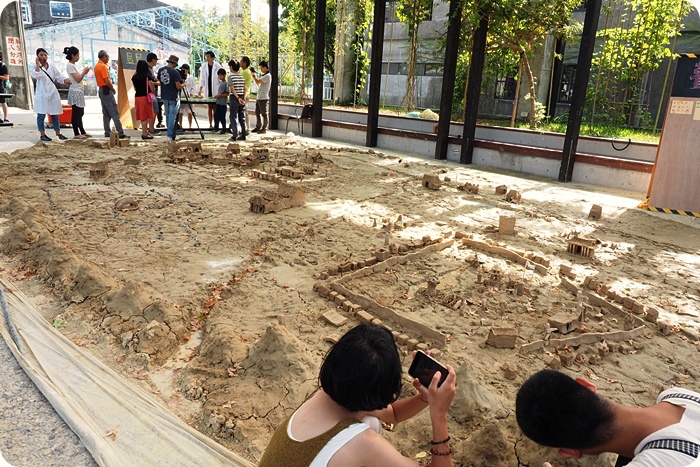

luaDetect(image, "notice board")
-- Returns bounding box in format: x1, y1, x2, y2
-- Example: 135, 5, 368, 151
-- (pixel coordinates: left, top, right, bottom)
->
646, 54, 700, 216
117, 47, 150, 129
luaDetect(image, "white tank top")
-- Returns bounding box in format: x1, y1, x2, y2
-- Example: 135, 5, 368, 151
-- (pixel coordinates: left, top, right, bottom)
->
287, 410, 383, 467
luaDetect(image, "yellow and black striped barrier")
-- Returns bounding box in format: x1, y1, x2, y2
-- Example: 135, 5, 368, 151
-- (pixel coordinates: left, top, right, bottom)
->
639, 198, 700, 218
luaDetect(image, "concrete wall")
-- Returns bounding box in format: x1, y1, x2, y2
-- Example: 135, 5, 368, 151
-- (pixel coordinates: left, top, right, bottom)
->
1, 1, 32, 109
275, 103, 654, 193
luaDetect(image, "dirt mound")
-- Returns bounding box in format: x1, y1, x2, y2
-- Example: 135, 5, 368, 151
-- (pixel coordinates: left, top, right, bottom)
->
0, 195, 185, 364
190, 324, 319, 459
452, 362, 509, 423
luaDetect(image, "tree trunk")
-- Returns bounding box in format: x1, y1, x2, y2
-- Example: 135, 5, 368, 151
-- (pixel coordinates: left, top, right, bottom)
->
405, 26, 418, 110
521, 53, 538, 129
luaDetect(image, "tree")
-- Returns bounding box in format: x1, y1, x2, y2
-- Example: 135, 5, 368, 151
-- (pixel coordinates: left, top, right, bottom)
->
180, 4, 269, 77
395, 0, 434, 110
591, 0, 691, 126
486, 0, 581, 129
279, 0, 337, 102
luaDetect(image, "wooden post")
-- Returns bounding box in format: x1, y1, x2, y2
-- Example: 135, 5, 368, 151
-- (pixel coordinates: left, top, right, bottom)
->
366, 0, 387, 147
460, 14, 488, 165
312, 0, 326, 137
434, 0, 462, 160
559, 0, 602, 182
269, 0, 279, 130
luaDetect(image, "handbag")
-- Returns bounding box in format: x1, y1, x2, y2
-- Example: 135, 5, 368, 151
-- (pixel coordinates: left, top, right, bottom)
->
146, 79, 156, 103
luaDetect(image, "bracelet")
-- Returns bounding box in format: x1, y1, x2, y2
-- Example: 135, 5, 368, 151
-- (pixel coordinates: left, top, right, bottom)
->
430, 447, 453, 456
430, 436, 451, 445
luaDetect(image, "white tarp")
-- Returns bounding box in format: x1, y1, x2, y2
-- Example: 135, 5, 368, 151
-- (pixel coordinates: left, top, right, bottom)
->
0, 277, 254, 467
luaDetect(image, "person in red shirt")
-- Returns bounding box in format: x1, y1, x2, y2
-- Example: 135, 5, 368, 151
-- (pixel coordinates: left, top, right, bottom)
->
94, 50, 126, 138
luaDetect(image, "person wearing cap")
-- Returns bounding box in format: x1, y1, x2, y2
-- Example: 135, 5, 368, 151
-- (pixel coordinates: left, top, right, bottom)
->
94, 50, 126, 139
157, 55, 185, 141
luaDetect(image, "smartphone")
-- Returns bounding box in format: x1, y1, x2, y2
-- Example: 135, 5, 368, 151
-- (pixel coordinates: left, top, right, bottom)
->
408, 350, 448, 388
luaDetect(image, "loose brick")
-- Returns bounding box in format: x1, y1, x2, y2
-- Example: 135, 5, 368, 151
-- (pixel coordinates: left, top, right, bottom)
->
406, 338, 419, 350
334, 294, 346, 305
357, 310, 374, 323
397, 334, 409, 345
322, 310, 348, 327
342, 301, 353, 312
371, 318, 383, 326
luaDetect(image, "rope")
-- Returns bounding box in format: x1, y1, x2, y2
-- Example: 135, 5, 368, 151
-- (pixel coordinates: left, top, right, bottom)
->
0, 280, 25, 354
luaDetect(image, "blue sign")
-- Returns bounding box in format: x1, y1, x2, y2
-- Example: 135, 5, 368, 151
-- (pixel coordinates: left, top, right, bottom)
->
49, 1, 73, 19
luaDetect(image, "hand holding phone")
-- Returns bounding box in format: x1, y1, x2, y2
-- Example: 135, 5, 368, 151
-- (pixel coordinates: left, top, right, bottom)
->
408, 350, 449, 388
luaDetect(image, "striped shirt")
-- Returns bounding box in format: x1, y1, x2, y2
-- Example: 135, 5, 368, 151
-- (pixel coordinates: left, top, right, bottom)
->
228, 72, 245, 100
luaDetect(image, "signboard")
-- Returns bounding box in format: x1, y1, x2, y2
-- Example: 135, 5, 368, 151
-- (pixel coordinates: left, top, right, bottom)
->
5, 37, 24, 66
646, 54, 700, 215
117, 47, 151, 129
20, 0, 32, 24
118, 48, 149, 71
49, 1, 73, 19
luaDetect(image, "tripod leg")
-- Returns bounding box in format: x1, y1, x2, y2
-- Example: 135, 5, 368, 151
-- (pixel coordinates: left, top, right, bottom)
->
183, 88, 204, 140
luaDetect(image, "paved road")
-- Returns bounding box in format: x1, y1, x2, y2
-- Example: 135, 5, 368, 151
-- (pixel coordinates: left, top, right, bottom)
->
0, 96, 149, 151
0, 330, 96, 467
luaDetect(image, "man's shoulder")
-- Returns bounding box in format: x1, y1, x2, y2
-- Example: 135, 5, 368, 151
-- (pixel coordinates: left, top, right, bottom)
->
657, 388, 700, 403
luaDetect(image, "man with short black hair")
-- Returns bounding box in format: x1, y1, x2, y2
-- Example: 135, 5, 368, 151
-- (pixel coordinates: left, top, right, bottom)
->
146, 52, 163, 131
251, 60, 271, 134
239, 56, 253, 132
157, 55, 185, 141
516, 370, 700, 466
198, 51, 222, 128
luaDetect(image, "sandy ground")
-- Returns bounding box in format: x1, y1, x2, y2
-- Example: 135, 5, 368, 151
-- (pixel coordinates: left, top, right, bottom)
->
0, 104, 699, 466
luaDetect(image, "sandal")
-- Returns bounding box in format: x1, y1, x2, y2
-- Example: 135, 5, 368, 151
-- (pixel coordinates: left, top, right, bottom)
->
141, 134, 154, 140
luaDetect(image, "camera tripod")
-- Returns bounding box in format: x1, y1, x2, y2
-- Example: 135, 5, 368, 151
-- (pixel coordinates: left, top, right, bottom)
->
180, 85, 204, 140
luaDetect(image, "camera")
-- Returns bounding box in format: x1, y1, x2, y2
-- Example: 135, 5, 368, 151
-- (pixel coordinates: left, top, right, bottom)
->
249, 66, 256, 74
178, 68, 187, 79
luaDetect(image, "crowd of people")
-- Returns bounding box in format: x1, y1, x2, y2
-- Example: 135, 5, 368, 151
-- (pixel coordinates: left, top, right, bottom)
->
23, 47, 271, 142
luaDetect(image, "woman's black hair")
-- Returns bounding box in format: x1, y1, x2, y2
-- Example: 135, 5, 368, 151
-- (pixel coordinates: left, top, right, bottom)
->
319, 323, 402, 412
63, 46, 79, 61
134, 60, 150, 80
36, 48, 47, 56
228, 59, 240, 72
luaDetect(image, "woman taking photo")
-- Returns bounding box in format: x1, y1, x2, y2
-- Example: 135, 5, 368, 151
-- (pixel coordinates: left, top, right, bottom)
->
64, 46, 91, 139
31, 48, 71, 142
131, 59, 156, 140
259, 323, 457, 466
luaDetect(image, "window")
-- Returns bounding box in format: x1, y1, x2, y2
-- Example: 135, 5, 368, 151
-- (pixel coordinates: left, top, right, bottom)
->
385, 0, 434, 22
494, 76, 517, 100
385, 1, 399, 22
559, 65, 576, 103
381, 62, 442, 76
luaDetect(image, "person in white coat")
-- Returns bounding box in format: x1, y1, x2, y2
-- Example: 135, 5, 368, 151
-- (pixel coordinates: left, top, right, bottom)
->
198, 51, 222, 128
31, 48, 71, 142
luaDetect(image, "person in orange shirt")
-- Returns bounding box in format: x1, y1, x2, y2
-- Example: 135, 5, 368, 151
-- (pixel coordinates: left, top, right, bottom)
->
94, 50, 126, 139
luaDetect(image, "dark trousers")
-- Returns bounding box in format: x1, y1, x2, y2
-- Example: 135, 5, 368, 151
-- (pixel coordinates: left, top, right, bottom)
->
229, 101, 247, 138
71, 105, 86, 136
255, 99, 268, 130
213, 104, 227, 131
